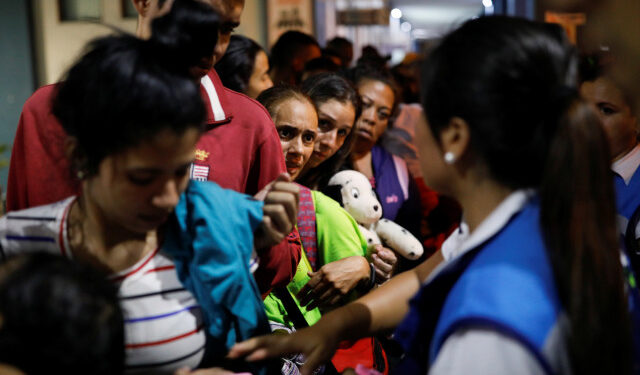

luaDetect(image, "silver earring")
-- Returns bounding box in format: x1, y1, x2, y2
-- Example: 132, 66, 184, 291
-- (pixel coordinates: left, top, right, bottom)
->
444, 152, 456, 164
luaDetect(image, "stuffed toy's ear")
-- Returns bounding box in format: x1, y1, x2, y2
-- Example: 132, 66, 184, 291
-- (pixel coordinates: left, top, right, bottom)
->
375, 218, 424, 260
322, 184, 344, 206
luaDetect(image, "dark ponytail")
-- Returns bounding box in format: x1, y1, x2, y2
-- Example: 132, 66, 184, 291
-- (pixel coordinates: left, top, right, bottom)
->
541, 98, 632, 374
422, 16, 632, 373
149, 0, 219, 74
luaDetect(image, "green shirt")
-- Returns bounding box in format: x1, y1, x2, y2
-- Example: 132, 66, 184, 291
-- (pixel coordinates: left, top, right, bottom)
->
264, 190, 369, 329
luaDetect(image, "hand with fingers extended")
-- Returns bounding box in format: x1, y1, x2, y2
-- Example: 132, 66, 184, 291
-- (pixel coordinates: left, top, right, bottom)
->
254, 174, 300, 250
370, 245, 397, 283
297, 256, 370, 310
228, 319, 342, 375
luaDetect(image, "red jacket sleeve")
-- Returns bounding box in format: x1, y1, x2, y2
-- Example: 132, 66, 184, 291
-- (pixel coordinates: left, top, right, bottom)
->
254, 228, 302, 299
244, 106, 287, 196
6, 86, 78, 212
6, 110, 30, 212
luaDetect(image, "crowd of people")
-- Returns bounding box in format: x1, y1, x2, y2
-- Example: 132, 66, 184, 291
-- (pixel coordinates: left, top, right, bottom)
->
0, 0, 639, 374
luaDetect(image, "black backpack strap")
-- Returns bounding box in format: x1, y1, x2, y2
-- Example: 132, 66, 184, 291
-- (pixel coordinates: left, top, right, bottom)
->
274, 287, 309, 329
272, 288, 339, 375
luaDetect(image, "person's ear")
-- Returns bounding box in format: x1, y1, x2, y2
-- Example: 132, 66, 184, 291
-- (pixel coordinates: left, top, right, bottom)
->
64, 136, 78, 160
438, 116, 470, 165
65, 137, 89, 179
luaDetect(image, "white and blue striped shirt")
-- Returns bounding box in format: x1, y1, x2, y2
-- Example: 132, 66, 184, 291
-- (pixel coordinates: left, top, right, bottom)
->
0, 198, 207, 374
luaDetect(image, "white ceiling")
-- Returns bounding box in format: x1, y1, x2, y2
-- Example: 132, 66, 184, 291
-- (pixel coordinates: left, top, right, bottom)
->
390, 0, 484, 37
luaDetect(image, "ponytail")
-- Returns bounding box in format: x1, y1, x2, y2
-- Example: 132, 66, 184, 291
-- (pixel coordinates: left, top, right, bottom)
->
149, 0, 219, 74
540, 98, 633, 374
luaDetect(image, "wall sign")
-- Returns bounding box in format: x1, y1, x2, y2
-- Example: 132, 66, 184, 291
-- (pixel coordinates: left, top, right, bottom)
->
267, 0, 315, 47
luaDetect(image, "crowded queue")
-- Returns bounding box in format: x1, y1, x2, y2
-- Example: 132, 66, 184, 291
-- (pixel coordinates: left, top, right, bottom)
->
0, 0, 639, 374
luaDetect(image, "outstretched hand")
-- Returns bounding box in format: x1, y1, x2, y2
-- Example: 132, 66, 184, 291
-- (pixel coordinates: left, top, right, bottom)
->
297, 256, 370, 310
228, 323, 341, 375
254, 174, 300, 250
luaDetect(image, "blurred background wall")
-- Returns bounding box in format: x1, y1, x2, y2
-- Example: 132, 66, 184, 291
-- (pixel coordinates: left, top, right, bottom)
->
1, 0, 631, 197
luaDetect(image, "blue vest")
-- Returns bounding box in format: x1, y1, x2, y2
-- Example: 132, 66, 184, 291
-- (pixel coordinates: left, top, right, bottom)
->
614, 169, 640, 375
614, 168, 640, 242
615, 167, 640, 224
394, 199, 563, 375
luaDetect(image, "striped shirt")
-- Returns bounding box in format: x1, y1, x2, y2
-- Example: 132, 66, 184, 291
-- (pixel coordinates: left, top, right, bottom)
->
0, 198, 207, 374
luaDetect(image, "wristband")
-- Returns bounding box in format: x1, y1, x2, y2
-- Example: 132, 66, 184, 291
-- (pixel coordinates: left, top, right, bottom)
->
367, 262, 376, 290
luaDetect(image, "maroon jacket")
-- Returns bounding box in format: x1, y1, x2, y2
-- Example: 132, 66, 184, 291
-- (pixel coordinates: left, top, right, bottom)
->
195, 70, 300, 295
6, 70, 299, 295
6, 84, 77, 211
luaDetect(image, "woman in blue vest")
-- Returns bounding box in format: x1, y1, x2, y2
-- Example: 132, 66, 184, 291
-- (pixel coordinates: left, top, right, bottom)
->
230, 16, 635, 375
580, 53, 640, 274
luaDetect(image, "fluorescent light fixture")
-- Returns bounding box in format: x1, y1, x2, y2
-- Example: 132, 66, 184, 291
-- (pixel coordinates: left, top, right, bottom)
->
391, 8, 402, 19
482, 0, 493, 7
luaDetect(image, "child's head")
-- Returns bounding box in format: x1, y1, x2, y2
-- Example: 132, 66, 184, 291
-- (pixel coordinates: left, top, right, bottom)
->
0, 253, 124, 375
257, 86, 318, 179
53, 31, 207, 234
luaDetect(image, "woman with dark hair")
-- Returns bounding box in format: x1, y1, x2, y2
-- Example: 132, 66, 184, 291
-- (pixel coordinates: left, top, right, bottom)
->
297, 73, 360, 190
0, 3, 298, 373
230, 16, 637, 375
269, 31, 321, 86
258, 86, 390, 373
346, 63, 424, 268
215, 34, 273, 98
297, 73, 399, 279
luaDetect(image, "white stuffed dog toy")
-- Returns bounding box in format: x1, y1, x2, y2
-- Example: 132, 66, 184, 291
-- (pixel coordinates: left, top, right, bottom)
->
325, 170, 423, 260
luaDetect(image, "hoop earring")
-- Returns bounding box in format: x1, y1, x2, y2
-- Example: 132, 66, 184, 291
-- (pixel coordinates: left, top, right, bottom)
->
444, 152, 456, 164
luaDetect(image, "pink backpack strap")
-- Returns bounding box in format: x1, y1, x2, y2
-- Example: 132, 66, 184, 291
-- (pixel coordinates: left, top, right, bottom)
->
297, 185, 318, 270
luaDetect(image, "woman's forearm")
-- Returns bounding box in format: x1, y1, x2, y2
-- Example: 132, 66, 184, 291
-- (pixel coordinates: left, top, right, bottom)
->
320, 250, 444, 340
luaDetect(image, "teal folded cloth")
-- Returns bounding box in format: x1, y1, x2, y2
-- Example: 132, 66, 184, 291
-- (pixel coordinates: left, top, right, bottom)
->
164, 180, 271, 361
